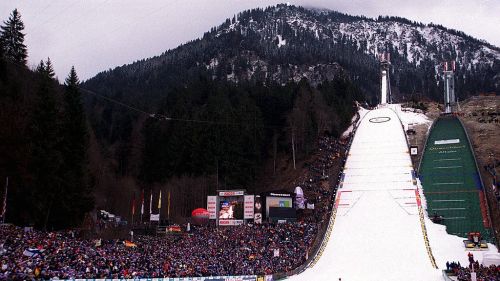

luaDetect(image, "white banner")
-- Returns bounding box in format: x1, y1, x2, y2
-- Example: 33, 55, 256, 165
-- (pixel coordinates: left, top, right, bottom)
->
244, 195, 254, 219
207, 196, 217, 219
89, 276, 257, 281
150, 214, 159, 221
218, 219, 244, 226
435, 139, 459, 145
219, 191, 244, 196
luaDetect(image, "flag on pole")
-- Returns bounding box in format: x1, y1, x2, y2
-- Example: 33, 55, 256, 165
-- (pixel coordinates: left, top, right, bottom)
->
1, 177, 7, 223
167, 190, 171, 219
158, 190, 162, 210
140, 189, 144, 215
149, 191, 153, 214
131, 194, 136, 216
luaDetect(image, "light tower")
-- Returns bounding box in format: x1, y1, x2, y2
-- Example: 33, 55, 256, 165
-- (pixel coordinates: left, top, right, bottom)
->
379, 53, 392, 105
442, 61, 456, 114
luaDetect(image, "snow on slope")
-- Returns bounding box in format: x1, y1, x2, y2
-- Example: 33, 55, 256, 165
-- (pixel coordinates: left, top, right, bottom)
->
216, 6, 499, 70
288, 106, 498, 280
289, 107, 440, 281
396, 105, 498, 267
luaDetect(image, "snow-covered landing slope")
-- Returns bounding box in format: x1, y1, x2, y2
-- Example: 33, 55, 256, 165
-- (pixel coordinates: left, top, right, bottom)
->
289, 107, 441, 281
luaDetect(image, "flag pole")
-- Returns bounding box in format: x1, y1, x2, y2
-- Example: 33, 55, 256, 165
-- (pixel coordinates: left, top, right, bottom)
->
167, 190, 171, 221
131, 194, 135, 226
158, 190, 162, 222
1, 177, 8, 224
149, 191, 153, 228
140, 189, 144, 224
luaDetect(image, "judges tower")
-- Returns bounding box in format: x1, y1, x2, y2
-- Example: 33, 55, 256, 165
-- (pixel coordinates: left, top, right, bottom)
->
443, 61, 457, 114
379, 53, 392, 105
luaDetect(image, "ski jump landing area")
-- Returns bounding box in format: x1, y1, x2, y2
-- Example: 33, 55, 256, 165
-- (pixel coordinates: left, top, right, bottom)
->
289, 107, 442, 281
419, 115, 491, 240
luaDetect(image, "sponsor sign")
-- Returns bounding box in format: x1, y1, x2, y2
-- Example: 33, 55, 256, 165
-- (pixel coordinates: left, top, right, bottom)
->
269, 192, 292, 197
254, 196, 262, 224
218, 219, 244, 226
88, 276, 257, 281
434, 139, 460, 145
244, 195, 254, 219
253, 213, 262, 224
219, 190, 244, 196
207, 196, 217, 219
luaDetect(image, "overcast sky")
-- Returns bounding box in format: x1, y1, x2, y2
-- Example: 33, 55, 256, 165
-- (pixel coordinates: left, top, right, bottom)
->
1, 0, 498, 80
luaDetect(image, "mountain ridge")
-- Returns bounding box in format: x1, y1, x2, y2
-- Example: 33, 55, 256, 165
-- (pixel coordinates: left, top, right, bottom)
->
85, 4, 499, 103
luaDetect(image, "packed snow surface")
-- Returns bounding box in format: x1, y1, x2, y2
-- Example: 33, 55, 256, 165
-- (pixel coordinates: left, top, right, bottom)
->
288, 105, 497, 281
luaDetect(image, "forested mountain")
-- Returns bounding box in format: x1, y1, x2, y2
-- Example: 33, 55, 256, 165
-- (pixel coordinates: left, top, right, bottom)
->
86, 4, 499, 103
3, 5, 499, 227
1, 10, 92, 229
81, 4, 499, 220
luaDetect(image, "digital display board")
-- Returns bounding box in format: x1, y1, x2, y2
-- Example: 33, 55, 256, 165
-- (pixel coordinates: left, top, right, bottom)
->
218, 196, 244, 220
265, 196, 293, 216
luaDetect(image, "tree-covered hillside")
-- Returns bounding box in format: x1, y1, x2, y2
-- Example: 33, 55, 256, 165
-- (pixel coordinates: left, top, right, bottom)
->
81, 4, 499, 220
0, 10, 92, 229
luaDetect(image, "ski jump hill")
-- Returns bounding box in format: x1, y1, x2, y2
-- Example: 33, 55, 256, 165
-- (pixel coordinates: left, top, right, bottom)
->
289, 106, 442, 281
419, 115, 492, 241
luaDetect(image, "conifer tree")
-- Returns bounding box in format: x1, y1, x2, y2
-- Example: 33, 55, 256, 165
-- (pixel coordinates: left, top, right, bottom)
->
60, 66, 94, 225
0, 9, 27, 64
36, 60, 45, 73
36, 58, 55, 78
30, 59, 61, 229
0, 37, 4, 59
45, 57, 55, 78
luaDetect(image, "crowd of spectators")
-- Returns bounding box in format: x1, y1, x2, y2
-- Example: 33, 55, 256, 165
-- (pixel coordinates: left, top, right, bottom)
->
0, 222, 317, 280
446, 254, 500, 281
0, 122, 355, 280
465, 111, 499, 124
293, 110, 357, 227
484, 160, 500, 202
296, 136, 346, 225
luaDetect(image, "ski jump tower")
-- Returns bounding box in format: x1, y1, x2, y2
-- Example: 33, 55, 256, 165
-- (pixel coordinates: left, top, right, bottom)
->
443, 61, 457, 114
379, 53, 392, 105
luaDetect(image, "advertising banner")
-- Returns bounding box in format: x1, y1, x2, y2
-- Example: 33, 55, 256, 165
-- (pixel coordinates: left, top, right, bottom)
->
434, 139, 460, 145
219, 190, 244, 196
89, 276, 257, 281
244, 195, 254, 219
218, 219, 244, 226
254, 195, 262, 224
207, 196, 217, 219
